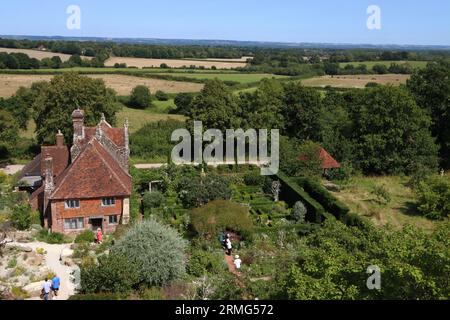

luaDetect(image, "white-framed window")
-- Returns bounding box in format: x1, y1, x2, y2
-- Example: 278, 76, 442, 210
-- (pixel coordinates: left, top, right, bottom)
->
108, 215, 118, 225
65, 199, 80, 209
64, 217, 84, 230
102, 197, 116, 206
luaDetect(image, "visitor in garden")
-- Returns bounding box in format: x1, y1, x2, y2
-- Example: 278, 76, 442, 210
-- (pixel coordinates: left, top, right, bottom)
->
41, 278, 51, 301
219, 232, 226, 250
225, 234, 232, 255
234, 255, 242, 269
96, 228, 103, 244
51, 275, 60, 297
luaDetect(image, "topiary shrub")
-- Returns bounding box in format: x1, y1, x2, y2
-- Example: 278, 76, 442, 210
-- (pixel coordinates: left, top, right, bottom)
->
190, 200, 254, 238
292, 201, 307, 223
113, 218, 187, 286
80, 253, 140, 293
74, 230, 95, 244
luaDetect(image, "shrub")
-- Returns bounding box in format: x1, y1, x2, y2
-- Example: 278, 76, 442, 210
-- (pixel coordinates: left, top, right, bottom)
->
113, 218, 187, 286
243, 171, 265, 186
292, 201, 307, 223
187, 249, 226, 277
143, 191, 165, 210
371, 184, 392, 205
10, 204, 32, 230
190, 200, 254, 238
177, 174, 232, 208
75, 230, 95, 244
80, 253, 140, 293
416, 176, 450, 220
36, 229, 68, 244
155, 90, 169, 101
130, 85, 151, 108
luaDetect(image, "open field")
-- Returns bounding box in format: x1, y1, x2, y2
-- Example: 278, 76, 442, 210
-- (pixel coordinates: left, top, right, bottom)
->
330, 176, 437, 231
158, 72, 287, 83
117, 106, 185, 133
0, 47, 81, 62
339, 60, 428, 69
302, 74, 410, 88
0, 67, 243, 74
0, 74, 203, 97
105, 57, 247, 69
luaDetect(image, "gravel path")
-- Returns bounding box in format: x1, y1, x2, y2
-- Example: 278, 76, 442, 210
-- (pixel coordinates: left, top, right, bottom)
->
10, 241, 75, 300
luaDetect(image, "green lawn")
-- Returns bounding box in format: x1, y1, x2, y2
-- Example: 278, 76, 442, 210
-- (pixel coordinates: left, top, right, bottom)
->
339, 60, 429, 69
330, 175, 437, 231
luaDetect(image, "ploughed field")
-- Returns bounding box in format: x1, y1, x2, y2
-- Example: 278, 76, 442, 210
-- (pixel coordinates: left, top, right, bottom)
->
0, 74, 203, 97
105, 57, 248, 69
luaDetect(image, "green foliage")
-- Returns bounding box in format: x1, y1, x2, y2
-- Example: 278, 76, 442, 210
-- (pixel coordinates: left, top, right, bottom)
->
292, 201, 307, 223
80, 253, 140, 293
173, 92, 195, 116
33, 73, 119, 144
7, 257, 17, 269
176, 173, 232, 208
346, 86, 439, 175
113, 218, 187, 286
243, 171, 266, 186
155, 90, 169, 101
130, 85, 152, 109
416, 175, 450, 220
130, 120, 186, 161
74, 230, 95, 244
10, 204, 33, 230
407, 61, 450, 167
190, 200, 254, 238
143, 191, 165, 210
0, 109, 19, 158
36, 229, 69, 244
282, 219, 450, 300
371, 184, 392, 205
187, 249, 226, 277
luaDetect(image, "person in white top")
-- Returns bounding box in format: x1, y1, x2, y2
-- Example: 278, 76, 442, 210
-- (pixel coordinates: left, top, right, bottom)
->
234, 255, 242, 269
225, 234, 232, 256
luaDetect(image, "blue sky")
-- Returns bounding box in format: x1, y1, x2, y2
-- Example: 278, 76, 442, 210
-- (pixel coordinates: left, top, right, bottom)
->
1, 0, 449, 45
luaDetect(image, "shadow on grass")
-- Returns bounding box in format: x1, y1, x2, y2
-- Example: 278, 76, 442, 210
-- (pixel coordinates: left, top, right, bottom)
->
399, 201, 421, 217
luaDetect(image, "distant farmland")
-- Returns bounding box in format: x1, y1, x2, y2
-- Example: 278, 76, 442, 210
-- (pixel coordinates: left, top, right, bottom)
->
339, 60, 428, 69
0, 47, 78, 62
105, 57, 248, 69
302, 74, 410, 88
0, 74, 203, 97
158, 73, 287, 84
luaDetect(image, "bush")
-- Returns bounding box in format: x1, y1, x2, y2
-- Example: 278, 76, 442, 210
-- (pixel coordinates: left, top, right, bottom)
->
292, 201, 307, 223
10, 204, 32, 230
75, 230, 95, 244
36, 229, 68, 244
371, 184, 392, 205
187, 249, 226, 277
155, 90, 169, 101
113, 218, 187, 286
416, 176, 450, 220
130, 85, 151, 108
143, 191, 165, 210
190, 200, 254, 238
80, 253, 140, 293
243, 171, 265, 186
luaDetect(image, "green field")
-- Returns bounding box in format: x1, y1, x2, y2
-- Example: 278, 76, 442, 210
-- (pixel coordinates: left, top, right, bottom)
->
339, 60, 429, 69
117, 106, 185, 133
158, 73, 286, 84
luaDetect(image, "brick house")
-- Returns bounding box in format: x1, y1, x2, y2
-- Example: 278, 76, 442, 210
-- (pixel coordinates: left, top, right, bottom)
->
19, 109, 132, 234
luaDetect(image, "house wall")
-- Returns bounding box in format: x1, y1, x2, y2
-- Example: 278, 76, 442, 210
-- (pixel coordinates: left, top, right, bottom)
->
49, 197, 125, 234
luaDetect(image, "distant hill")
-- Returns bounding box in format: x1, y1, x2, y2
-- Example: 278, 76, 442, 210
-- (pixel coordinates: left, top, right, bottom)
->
1, 34, 450, 51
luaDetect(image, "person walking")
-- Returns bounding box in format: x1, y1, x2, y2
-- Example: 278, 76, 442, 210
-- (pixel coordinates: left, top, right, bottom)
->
225, 234, 232, 256
234, 255, 242, 270
96, 228, 103, 244
51, 275, 60, 298
42, 278, 51, 301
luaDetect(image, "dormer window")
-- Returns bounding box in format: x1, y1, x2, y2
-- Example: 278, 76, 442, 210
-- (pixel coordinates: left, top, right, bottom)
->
102, 197, 116, 206
65, 199, 80, 209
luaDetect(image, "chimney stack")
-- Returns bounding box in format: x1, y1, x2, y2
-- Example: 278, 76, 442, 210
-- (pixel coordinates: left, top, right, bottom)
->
44, 155, 54, 193
56, 130, 64, 147
72, 108, 85, 143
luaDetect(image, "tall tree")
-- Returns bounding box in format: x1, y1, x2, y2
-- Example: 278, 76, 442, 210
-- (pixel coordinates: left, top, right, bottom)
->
33, 73, 119, 144
407, 61, 450, 168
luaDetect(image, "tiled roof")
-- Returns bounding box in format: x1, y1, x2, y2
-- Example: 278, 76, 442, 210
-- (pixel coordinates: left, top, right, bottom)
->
83, 122, 125, 148
40, 146, 69, 177
49, 138, 131, 200
18, 154, 42, 179
299, 147, 341, 169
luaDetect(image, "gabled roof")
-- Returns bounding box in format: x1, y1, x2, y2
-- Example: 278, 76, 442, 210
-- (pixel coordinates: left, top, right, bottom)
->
299, 146, 341, 169
83, 122, 126, 148
40, 146, 69, 177
49, 138, 131, 200
18, 154, 42, 179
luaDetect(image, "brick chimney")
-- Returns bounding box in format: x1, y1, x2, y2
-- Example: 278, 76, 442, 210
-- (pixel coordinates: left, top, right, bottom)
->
72, 108, 85, 143
56, 130, 64, 147
44, 155, 54, 193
